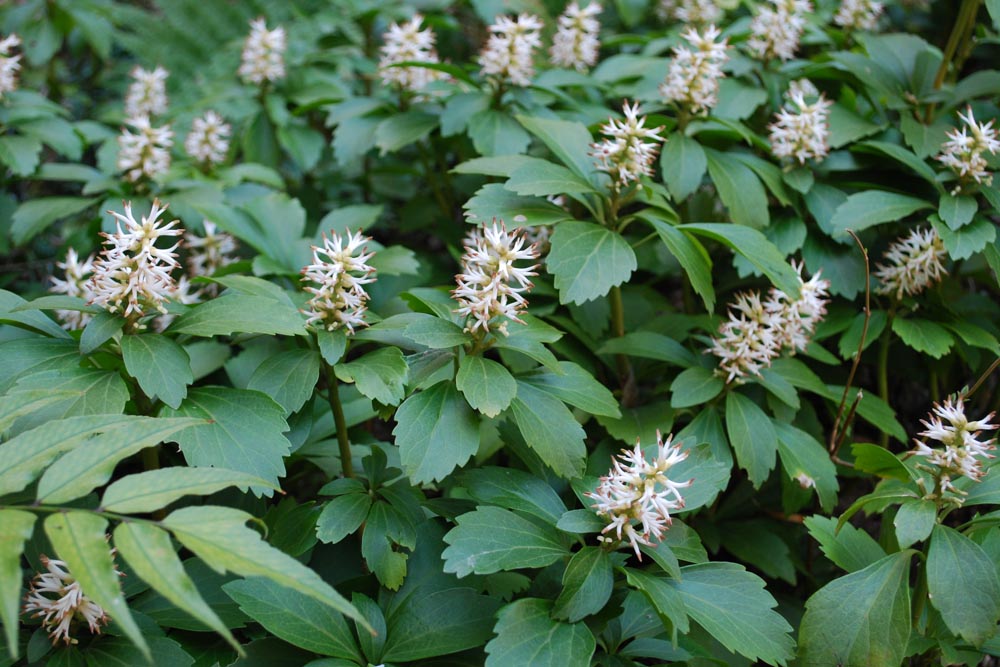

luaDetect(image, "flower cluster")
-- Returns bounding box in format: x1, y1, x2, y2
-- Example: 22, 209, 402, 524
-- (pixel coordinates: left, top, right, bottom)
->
550, 2, 602, 72
874, 227, 948, 299
709, 264, 829, 383
184, 110, 231, 166
453, 221, 539, 336
768, 87, 832, 164
301, 231, 376, 334
937, 107, 1000, 192
747, 0, 812, 62
834, 0, 884, 31
659, 25, 729, 115
88, 200, 183, 320
657, 0, 723, 24
587, 431, 692, 559
124, 65, 169, 119
23, 555, 114, 646
0, 33, 22, 98
118, 115, 173, 182
239, 18, 286, 86
49, 249, 96, 330
590, 101, 665, 188
378, 14, 447, 93
184, 220, 238, 297
912, 397, 997, 499
478, 14, 543, 87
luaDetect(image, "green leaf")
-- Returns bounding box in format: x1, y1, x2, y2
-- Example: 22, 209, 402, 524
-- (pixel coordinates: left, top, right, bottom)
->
316, 329, 348, 365
893, 498, 937, 548
670, 369, 724, 411
827, 103, 884, 148
10, 197, 96, 246
624, 568, 689, 635
456, 356, 517, 418
45, 512, 149, 660
120, 334, 193, 410
661, 134, 707, 201
927, 525, 1000, 646
0, 135, 42, 177
452, 154, 541, 177
774, 422, 839, 511
0, 290, 72, 339
798, 552, 911, 667
464, 184, 573, 227
160, 388, 291, 493
224, 577, 361, 661
518, 361, 620, 418
938, 193, 978, 230
705, 149, 769, 229
442, 506, 569, 577
857, 141, 940, 187
382, 587, 503, 662
934, 214, 997, 260
102, 467, 278, 514
552, 547, 613, 622
113, 522, 240, 653
598, 331, 695, 366
36, 416, 204, 505
671, 562, 794, 665
505, 161, 596, 197
278, 123, 324, 171
639, 214, 714, 311
851, 442, 911, 481
468, 110, 532, 156
461, 467, 568, 525
556, 509, 606, 534
248, 349, 321, 416
681, 223, 800, 298
162, 506, 368, 631
509, 382, 587, 479
79, 310, 125, 355
891, 317, 954, 358
375, 112, 438, 154
515, 115, 596, 182
7, 368, 128, 420
170, 294, 307, 337
485, 598, 595, 667
394, 381, 479, 483
0, 509, 35, 659
725, 392, 778, 489
828, 191, 932, 239
401, 314, 470, 349
316, 493, 372, 544
336, 347, 408, 407
361, 500, 412, 590
547, 221, 636, 305
803, 515, 886, 573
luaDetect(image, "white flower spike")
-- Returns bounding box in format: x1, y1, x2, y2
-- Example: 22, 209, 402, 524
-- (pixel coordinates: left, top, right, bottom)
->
0, 33, 22, 98
478, 14, 544, 87
913, 397, 997, 499
937, 107, 1000, 192
239, 18, 286, 85
769, 87, 833, 164
747, 0, 812, 62
49, 248, 96, 330
874, 227, 948, 299
301, 230, 376, 334
379, 14, 447, 93
23, 555, 117, 646
117, 115, 173, 182
550, 2, 602, 72
659, 24, 729, 115
125, 65, 169, 119
590, 101, 666, 188
184, 110, 231, 166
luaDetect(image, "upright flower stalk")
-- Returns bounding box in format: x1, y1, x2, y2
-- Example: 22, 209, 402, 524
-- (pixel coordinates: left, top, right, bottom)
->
478, 13, 543, 96
659, 24, 730, 117
0, 33, 22, 98
301, 230, 377, 478
549, 2, 602, 71
239, 18, 286, 86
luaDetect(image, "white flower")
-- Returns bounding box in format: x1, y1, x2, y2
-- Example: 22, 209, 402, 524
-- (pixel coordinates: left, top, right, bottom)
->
239, 18, 286, 86
657, 0, 723, 23
590, 100, 665, 188
453, 220, 539, 336
0, 33, 22, 98
478, 14, 544, 87
874, 227, 948, 299
834, 0, 884, 31
378, 14, 447, 93
184, 110, 230, 166
23, 555, 115, 646
88, 199, 183, 320
937, 107, 1000, 191
117, 115, 173, 182
764, 262, 830, 353
747, 0, 812, 62
659, 24, 729, 115
301, 231, 376, 334
185, 220, 237, 282
913, 397, 997, 497
49, 248, 96, 330
768, 88, 832, 164
586, 431, 692, 559
785, 78, 819, 101
124, 65, 169, 119
550, 2, 602, 72
708, 291, 783, 383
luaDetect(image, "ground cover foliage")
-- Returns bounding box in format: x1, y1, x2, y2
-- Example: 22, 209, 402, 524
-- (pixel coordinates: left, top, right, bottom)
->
0, 0, 999, 665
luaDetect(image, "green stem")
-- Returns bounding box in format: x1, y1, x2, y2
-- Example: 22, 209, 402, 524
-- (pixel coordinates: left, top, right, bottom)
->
323, 362, 354, 478
926, 0, 982, 121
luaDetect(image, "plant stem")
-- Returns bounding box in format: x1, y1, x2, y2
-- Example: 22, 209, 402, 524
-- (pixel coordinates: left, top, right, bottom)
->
323, 361, 354, 478
609, 285, 636, 406
926, 0, 982, 121
877, 320, 893, 447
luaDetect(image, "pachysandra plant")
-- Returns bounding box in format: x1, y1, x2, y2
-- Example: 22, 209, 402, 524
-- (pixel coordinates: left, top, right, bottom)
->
2, 1, 1000, 666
